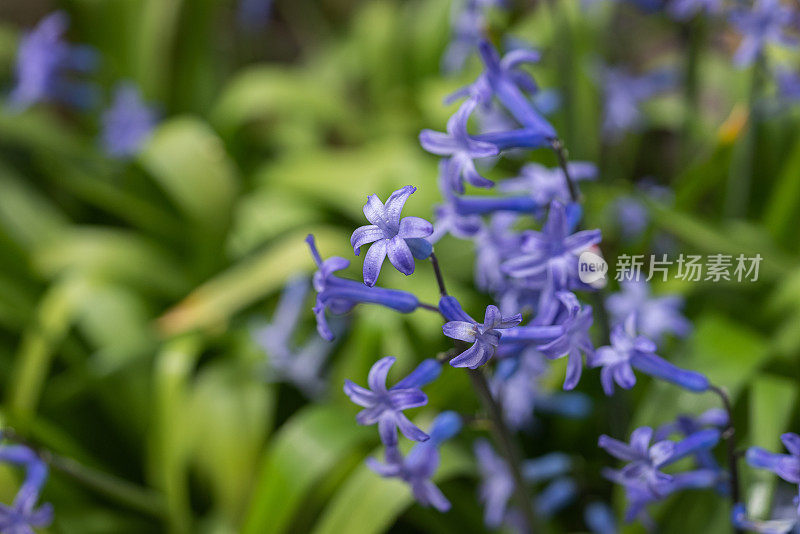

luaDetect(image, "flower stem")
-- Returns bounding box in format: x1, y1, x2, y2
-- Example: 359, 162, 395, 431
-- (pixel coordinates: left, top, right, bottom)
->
419, 302, 443, 314
468, 367, 539, 533
428, 251, 538, 531
551, 138, 580, 203
710, 384, 743, 534
429, 252, 448, 297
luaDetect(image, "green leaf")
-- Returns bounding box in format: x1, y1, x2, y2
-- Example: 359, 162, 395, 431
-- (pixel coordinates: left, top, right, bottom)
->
744, 375, 798, 518
190, 363, 273, 526
241, 405, 373, 534
138, 117, 238, 229
157, 226, 348, 336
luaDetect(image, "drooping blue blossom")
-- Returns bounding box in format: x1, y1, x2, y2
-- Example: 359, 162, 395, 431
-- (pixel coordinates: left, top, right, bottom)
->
475, 439, 573, 528
502, 201, 602, 292
367, 411, 462, 511
667, 0, 722, 21
747, 433, 800, 512
473, 40, 556, 136
101, 83, 158, 158
350, 186, 434, 286
599, 426, 721, 522
490, 348, 548, 429
253, 276, 334, 398
440, 297, 522, 368
588, 314, 709, 395
732, 503, 799, 534
441, 0, 495, 73
8, 12, 98, 110
654, 408, 728, 486
606, 279, 692, 345
344, 356, 442, 446
499, 162, 597, 210
306, 234, 420, 341
534, 291, 595, 390
420, 99, 500, 193
584, 501, 618, 534
729, 0, 796, 68
0, 441, 53, 534
601, 66, 675, 138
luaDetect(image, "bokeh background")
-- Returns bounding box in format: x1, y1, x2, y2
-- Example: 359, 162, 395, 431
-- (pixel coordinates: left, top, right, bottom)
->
1, 0, 799, 533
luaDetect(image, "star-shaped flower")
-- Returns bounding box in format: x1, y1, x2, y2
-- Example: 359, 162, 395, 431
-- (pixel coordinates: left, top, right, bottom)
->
588, 314, 709, 395
419, 99, 500, 194
605, 279, 692, 345
501, 200, 602, 292
0, 442, 53, 534
351, 186, 433, 286
344, 357, 441, 446
440, 297, 522, 368
747, 433, 800, 513
367, 411, 462, 511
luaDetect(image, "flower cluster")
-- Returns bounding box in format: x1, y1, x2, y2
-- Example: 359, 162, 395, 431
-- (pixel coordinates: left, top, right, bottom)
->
0, 436, 53, 533
8, 12, 158, 158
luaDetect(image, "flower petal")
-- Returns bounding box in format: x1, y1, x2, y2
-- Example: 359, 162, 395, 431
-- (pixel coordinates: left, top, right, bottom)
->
351, 225, 385, 255
384, 186, 416, 224
368, 356, 395, 392
443, 321, 478, 343
419, 130, 458, 156
343, 380, 377, 407
396, 413, 430, 442
362, 239, 388, 287
363, 194, 388, 227
399, 216, 433, 239
386, 235, 415, 275
598, 435, 639, 462
378, 414, 399, 446
781, 432, 800, 457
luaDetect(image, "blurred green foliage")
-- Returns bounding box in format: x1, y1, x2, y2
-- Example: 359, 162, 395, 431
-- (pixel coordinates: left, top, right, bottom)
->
0, 1, 798, 533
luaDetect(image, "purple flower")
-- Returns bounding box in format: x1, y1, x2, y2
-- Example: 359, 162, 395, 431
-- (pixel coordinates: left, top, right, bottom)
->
747, 433, 800, 512
351, 186, 434, 286
667, 0, 721, 20
441, 0, 487, 73
606, 279, 692, 345
732, 503, 799, 534
253, 276, 333, 398
419, 99, 500, 193
344, 356, 442, 446
588, 314, 709, 395
101, 83, 158, 158
9, 12, 98, 110
429, 200, 484, 243
307, 234, 420, 341
601, 66, 675, 137
448, 41, 541, 108
599, 427, 720, 521
612, 196, 649, 241
473, 213, 523, 294
475, 439, 572, 527
730, 0, 796, 68
367, 411, 462, 511
499, 162, 597, 208
473, 40, 555, 136
501, 201, 602, 292
0, 442, 53, 534
490, 349, 548, 428
584, 502, 618, 534
440, 297, 522, 368
475, 439, 516, 528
